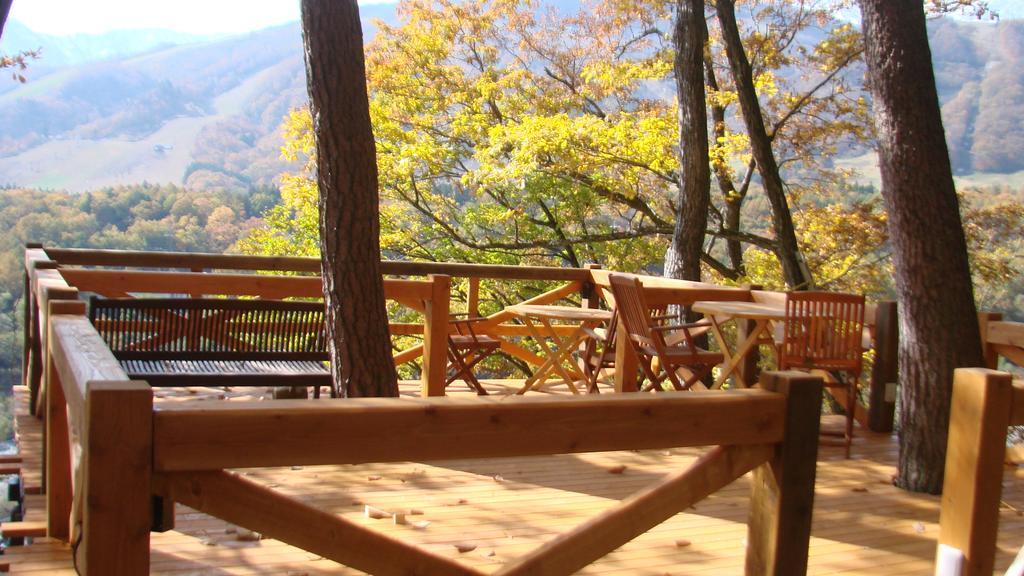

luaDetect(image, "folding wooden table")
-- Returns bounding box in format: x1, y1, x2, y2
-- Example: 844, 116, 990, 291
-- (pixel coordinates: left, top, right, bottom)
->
505, 304, 612, 394
691, 300, 786, 389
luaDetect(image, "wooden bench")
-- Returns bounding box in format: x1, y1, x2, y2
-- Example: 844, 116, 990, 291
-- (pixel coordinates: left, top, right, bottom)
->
89, 297, 333, 397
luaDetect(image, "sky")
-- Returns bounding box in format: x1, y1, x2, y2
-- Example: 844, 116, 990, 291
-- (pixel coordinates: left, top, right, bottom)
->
7, 0, 396, 35
7, 0, 1023, 35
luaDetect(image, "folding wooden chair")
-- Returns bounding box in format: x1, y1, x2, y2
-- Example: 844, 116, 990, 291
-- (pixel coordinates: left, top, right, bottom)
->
607, 274, 723, 391
446, 314, 499, 395
778, 291, 865, 458
580, 308, 617, 393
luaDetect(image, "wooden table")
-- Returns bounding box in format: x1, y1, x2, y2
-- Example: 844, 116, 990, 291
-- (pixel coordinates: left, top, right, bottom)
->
505, 304, 612, 394
691, 300, 786, 389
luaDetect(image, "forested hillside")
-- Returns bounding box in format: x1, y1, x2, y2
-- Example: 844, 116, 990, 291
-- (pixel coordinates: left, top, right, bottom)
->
931, 18, 1024, 174
0, 183, 279, 374
0, 10, 1022, 194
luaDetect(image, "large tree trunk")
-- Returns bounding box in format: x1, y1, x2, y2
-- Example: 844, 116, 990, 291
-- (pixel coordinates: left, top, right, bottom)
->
860, 0, 983, 494
704, 45, 746, 276
665, 0, 711, 282
0, 0, 12, 40
715, 0, 811, 290
301, 0, 399, 398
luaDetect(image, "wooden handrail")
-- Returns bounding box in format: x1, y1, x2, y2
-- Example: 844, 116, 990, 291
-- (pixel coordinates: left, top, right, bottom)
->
57, 268, 436, 300
43, 246, 591, 280
151, 390, 786, 471
984, 319, 1024, 368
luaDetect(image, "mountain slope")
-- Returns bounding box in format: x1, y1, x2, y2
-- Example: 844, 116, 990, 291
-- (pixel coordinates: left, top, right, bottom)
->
0, 10, 1020, 193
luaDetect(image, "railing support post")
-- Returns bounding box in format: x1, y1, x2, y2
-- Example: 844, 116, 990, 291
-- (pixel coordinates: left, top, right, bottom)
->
78, 380, 152, 575
45, 300, 84, 541
422, 274, 450, 397
868, 300, 898, 432
27, 258, 60, 417
937, 368, 1013, 576
613, 318, 638, 393
467, 276, 481, 318
977, 312, 1003, 370
734, 284, 763, 388
746, 371, 822, 576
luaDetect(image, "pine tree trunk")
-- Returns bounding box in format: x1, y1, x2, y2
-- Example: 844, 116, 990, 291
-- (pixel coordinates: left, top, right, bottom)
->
665, 0, 710, 283
704, 46, 746, 276
301, 0, 399, 397
0, 0, 12, 40
715, 0, 811, 290
859, 0, 983, 493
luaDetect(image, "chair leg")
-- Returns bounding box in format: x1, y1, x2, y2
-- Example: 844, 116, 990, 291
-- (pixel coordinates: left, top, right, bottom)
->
680, 365, 712, 391
446, 349, 489, 395
844, 378, 858, 459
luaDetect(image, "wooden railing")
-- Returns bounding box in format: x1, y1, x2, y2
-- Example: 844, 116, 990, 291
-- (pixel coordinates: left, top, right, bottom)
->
41, 293, 825, 573
24, 246, 604, 407
936, 367, 1024, 576
24, 245, 901, 430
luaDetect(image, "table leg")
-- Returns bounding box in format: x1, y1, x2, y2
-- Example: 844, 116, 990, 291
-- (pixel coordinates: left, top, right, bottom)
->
516, 318, 560, 394
712, 319, 771, 389
708, 316, 734, 364
536, 318, 584, 394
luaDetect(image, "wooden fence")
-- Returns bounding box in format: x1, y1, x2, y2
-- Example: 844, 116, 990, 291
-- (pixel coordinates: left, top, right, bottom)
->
41, 294, 825, 574
936, 319, 1024, 576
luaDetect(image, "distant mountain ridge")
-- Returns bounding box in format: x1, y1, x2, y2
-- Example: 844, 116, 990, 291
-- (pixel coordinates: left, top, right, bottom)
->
0, 19, 222, 73
0, 8, 1021, 193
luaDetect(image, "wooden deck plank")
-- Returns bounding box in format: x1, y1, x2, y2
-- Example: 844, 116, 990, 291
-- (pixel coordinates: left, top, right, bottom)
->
7, 382, 1024, 574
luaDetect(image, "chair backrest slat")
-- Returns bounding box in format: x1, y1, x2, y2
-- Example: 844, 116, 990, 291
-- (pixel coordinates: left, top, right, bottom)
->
781, 291, 865, 374
608, 274, 657, 349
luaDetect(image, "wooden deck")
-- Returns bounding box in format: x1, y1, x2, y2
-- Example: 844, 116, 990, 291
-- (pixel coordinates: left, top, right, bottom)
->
5, 382, 1023, 575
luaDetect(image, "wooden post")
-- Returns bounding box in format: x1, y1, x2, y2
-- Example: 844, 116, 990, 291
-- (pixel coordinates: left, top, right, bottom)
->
580, 264, 602, 372
613, 318, 638, 393
734, 284, 763, 388
467, 276, 481, 318
421, 274, 450, 397
868, 300, 898, 432
45, 303, 78, 541
937, 368, 1013, 576
976, 312, 1002, 370
38, 287, 78, 496
581, 264, 602, 309
80, 380, 153, 575
28, 259, 60, 417
746, 371, 823, 576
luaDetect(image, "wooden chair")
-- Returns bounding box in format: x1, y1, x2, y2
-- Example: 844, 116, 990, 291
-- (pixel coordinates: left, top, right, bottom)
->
580, 308, 617, 393
446, 314, 499, 395
778, 291, 865, 458
607, 274, 723, 391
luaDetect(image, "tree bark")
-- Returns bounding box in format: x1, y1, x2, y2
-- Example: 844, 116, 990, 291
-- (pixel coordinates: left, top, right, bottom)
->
715, 0, 811, 290
704, 45, 745, 276
859, 0, 983, 493
665, 0, 710, 283
301, 0, 399, 397
0, 0, 12, 41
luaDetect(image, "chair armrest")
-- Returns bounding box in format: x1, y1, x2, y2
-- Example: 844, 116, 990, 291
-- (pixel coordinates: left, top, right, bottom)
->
651, 320, 712, 332
450, 315, 489, 325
